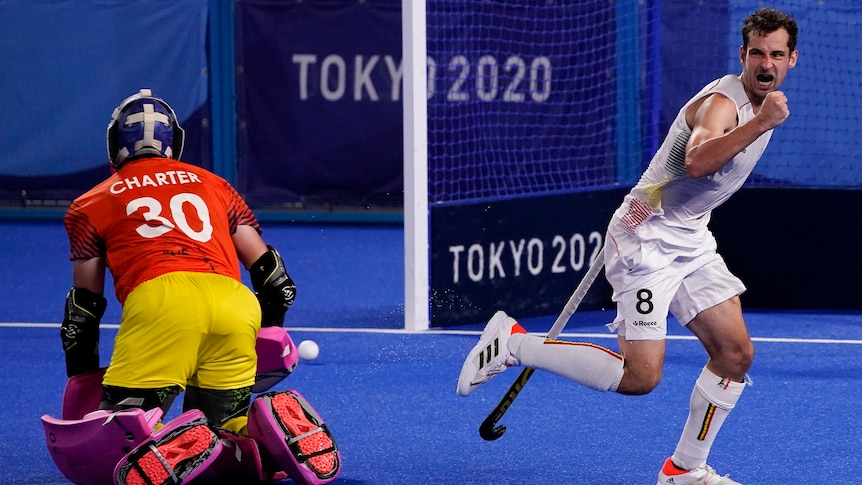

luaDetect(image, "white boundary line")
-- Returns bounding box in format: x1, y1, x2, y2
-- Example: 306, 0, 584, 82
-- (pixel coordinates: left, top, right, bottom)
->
4, 323, 862, 344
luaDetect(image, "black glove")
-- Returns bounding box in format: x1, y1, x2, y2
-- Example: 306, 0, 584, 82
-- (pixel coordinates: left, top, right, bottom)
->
61, 287, 107, 377
249, 245, 296, 327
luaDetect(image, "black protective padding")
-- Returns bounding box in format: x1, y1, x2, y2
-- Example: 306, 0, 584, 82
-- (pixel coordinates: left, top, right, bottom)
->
248, 245, 296, 327
100, 385, 181, 415
61, 287, 108, 377
183, 385, 253, 425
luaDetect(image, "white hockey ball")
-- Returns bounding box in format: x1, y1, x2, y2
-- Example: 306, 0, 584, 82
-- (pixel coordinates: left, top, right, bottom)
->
298, 339, 320, 360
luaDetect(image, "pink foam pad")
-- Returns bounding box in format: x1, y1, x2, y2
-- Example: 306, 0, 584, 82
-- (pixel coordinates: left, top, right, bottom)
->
41, 407, 163, 485
193, 430, 270, 482
61, 367, 107, 420
114, 417, 286, 484
254, 327, 299, 392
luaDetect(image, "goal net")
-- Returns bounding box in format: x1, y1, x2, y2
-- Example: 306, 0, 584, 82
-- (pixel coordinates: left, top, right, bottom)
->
404, 0, 862, 330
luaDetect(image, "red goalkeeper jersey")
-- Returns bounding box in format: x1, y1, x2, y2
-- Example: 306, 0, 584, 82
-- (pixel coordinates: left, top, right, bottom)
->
64, 157, 260, 304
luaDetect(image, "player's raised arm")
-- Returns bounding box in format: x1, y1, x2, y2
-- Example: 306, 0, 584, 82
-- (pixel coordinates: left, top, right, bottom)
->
683, 91, 780, 179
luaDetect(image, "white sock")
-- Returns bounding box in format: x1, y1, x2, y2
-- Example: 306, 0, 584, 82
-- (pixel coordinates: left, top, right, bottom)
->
508, 333, 624, 392
671, 366, 745, 470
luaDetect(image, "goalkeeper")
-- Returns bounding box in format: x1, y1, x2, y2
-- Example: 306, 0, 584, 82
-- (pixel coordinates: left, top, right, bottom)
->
57, 89, 339, 484
459, 8, 798, 485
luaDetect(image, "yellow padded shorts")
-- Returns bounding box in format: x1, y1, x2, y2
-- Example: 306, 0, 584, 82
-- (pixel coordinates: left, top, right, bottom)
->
104, 271, 261, 390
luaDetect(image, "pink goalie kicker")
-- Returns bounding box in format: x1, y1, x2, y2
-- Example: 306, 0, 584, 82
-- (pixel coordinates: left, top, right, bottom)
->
41, 328, 303, 484
41, 407, 164, 485
248, 390, 342, 485
254, 326, 300, 392
61, 367, 107, 420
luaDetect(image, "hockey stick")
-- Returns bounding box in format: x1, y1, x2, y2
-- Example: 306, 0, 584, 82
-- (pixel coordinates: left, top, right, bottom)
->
478, 247, 606, 441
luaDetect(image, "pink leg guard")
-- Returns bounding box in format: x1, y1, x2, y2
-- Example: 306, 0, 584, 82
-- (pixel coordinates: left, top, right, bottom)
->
61, 367, 107, 420
113, 409, 222, 485
254, 327, 300, 393
201, 430, 293, 483
188, 430, 265, 483
248, 390, 341, 485
41, 407, 163, 485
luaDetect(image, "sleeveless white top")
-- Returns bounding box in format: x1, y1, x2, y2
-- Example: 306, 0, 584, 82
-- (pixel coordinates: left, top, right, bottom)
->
611, 74, 773, 249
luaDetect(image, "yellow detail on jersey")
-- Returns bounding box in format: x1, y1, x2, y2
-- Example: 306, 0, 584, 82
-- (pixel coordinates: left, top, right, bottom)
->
642, 176, 671, 209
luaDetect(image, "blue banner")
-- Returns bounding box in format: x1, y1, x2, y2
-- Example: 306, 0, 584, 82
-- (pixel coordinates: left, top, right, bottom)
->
235, 0, 403, 208
430, 190, 624, 326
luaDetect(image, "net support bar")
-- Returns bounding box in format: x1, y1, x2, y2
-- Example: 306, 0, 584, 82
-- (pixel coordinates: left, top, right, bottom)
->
615, 0, 643, 185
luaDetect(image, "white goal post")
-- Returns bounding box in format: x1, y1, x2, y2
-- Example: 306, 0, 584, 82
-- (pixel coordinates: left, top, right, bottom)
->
402, 0, 430, 331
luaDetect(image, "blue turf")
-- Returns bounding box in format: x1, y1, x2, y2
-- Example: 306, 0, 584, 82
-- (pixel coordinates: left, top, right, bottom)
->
2, 222, 861, 484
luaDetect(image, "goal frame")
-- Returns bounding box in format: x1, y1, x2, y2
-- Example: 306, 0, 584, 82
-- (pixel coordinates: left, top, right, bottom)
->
402, 0, 430, 331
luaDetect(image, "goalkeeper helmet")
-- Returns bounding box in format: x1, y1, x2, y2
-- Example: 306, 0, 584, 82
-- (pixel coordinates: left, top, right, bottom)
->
106, 89, 185, 169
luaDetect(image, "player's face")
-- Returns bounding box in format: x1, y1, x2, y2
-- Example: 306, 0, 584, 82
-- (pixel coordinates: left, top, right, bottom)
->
739, 28, 798, 99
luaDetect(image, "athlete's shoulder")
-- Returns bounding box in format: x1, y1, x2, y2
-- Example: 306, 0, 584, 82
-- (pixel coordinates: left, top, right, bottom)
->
704, 75, 748, 108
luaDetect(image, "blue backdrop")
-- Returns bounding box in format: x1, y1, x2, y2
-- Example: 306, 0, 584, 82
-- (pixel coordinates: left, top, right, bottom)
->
0, 0, 210, 204
0, 1, 859, 210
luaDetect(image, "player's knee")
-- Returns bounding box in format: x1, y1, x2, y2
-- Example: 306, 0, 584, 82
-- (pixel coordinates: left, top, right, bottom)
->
709, 335, 755, 378
618, 365, 662, 395
739, 340, 755, 367
622, 376, 661, 395
724, 340, 755, 378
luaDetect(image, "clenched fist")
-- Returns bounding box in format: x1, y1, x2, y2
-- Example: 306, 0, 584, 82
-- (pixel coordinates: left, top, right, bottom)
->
758, 90, 790, 130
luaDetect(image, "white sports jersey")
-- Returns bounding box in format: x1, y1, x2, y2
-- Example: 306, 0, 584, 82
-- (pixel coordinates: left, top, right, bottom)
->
611, 74, 772, 249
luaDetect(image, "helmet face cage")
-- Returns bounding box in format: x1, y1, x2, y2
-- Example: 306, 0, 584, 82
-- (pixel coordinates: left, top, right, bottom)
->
106, 89, 185, 169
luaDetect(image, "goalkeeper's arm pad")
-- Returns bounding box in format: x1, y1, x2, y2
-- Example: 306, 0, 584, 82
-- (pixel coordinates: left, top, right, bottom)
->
61, 287, 107, 378
249, 245, 296, 327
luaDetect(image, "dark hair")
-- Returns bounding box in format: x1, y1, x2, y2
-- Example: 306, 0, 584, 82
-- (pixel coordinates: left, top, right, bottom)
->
742, 8, 798, 52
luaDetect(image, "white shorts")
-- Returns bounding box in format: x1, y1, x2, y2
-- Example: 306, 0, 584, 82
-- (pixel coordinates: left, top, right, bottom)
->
604, 228, 746, 341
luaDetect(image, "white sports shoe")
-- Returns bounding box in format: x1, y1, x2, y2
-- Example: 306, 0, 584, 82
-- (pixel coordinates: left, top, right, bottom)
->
456, 311, 525, 397
657, 457, 742, 485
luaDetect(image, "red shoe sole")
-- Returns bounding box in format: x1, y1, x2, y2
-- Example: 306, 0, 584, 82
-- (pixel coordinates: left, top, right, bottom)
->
271, 392, 337, 476
124, 425, 214, 485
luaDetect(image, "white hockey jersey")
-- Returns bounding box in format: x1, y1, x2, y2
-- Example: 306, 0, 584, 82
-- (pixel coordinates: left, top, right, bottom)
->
611, 74, 773, 249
